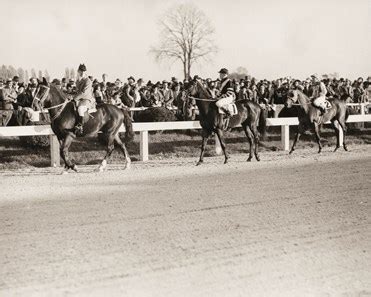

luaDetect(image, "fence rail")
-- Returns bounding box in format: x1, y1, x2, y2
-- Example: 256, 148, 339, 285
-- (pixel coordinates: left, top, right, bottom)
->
1, 114, 370, 167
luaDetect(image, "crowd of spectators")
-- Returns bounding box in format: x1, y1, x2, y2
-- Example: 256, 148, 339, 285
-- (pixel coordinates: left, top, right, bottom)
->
1, 73, 371, 116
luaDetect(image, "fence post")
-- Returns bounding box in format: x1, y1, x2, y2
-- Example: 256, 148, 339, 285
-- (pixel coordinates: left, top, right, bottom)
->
140, 131, 149, 162
281, 125, 290, 151
49, 135, 60, 167
215, 134, 222, 155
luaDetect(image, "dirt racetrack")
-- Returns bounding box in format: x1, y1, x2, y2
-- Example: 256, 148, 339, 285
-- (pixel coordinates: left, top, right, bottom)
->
0, 145, 370, 297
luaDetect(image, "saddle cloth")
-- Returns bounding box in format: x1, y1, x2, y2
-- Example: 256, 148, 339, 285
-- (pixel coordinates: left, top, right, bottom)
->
218, 103, 238, 116
87, 107, 97, 114
324, 100, 332, 109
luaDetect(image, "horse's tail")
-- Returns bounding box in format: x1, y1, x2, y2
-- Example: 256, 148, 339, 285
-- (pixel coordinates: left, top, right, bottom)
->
258, 106, 267, 139
121, 108, 134, 142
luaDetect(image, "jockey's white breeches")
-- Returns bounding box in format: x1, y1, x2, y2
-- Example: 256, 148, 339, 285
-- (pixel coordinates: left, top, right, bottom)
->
216, 95, 235, 108
313, 95, 327, 109
77, 99, 90, 116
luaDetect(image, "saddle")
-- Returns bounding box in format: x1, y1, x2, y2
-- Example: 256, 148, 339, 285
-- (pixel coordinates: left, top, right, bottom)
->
218, 103, 238, 116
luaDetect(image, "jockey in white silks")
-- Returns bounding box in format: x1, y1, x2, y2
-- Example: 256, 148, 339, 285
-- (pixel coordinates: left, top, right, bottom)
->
310, 74, 328, 115
74, 64, 95, 135
215, 68, 236, 117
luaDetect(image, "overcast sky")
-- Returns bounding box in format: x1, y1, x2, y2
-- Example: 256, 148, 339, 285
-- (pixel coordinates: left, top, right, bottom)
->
1, 0, 370, 81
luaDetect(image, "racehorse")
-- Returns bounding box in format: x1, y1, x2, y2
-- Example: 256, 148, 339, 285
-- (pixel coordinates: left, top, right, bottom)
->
285, 89, 349, 154
187, 79, 266, 165
38, 78, 134, 172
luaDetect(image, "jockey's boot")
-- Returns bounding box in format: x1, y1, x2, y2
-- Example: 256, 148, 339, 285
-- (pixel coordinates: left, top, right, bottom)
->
319, 106, 326, 116
218, 113, 225, 126
74, 116, 84, 136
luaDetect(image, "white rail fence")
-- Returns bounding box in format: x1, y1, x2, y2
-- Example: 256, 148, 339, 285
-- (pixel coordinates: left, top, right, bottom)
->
1, 114, 370, 167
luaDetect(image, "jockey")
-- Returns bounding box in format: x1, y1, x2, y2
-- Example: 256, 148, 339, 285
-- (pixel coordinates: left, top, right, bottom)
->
74, 64, 94, 135
215, 68, 236, 117
310, 74, 328, 115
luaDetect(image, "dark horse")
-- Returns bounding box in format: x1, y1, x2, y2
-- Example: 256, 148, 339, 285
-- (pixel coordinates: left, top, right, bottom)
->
38, 79, 134, 172
285, 89, 349, 154
187, 79, 266, 165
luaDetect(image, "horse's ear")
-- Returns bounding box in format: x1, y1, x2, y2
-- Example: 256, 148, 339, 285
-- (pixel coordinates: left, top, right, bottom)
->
42, 77, 48, 86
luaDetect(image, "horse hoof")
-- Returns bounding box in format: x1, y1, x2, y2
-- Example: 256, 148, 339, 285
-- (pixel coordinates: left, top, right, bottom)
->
72, 165, 78, 172
255, 156, 261, 162
196, 161, 203, 166
343, 146, 348, 151
333, 147, 339, 152
247, 158, 252, 162
289, 150, 294, 155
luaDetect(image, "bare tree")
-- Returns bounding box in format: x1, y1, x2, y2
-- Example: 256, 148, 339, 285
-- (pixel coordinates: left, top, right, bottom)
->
150, 3, 217, 80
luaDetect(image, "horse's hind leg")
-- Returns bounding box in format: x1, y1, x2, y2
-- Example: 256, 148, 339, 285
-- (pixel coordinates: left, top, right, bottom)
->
215, 128, 228, 164
243, 125, 254, 162
251, 124, 261, 161
338, 120, 348, 151
197, 130, 210, 166
98, 134, 115, 172
313, 123, 322, 153
114, 134, 131, 169
331, 120, 340, 152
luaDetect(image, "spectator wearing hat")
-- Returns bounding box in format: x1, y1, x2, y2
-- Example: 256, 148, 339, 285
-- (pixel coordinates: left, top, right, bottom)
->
257, 83, 270, 105
101, 73, 108, 87
149, 84, 163, 107
161, 80, 173, 108
121, 76, 136, 110
0, 80, 17, 110
353, 78, 364, 103
12, 76, 19, 93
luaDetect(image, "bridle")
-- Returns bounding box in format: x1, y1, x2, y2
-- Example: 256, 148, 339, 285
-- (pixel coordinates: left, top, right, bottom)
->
39, 85, 70, 121
187, 81, 217, 102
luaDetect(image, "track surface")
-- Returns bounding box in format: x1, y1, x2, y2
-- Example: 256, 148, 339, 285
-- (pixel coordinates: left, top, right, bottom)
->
1, 146, 370, 296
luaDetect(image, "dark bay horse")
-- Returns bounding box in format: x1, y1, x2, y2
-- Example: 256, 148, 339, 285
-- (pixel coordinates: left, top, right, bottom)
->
285, 89, 349, 154
38, 79, 134, 172
188, 79, 266, 165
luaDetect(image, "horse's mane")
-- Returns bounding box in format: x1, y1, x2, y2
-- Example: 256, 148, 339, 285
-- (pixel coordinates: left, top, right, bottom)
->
49, 84, 68, 102
295, 89, 311, 103
196, 80, 212, 99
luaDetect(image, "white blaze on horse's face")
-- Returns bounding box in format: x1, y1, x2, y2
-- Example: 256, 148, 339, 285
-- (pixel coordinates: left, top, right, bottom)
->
287, 90, 298, 107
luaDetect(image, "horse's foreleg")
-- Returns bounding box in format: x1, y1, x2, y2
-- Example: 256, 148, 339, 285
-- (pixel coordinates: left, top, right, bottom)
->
197, 130, 210, 166
114, 134, 131, 169
290, 124, 304, 154
215, 128, 228, 164
313, 124, 322, 153
60, 134, 77, 172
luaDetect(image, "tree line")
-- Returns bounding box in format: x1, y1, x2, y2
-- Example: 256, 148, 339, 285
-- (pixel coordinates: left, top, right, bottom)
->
0, 65, 76, 83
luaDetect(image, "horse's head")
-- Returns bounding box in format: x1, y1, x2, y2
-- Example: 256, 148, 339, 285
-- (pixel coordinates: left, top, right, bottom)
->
285, 90, 298, 108
35, 77, 51, 109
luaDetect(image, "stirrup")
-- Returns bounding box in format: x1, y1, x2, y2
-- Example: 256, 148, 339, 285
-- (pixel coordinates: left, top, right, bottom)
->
75, 124, 83, 135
